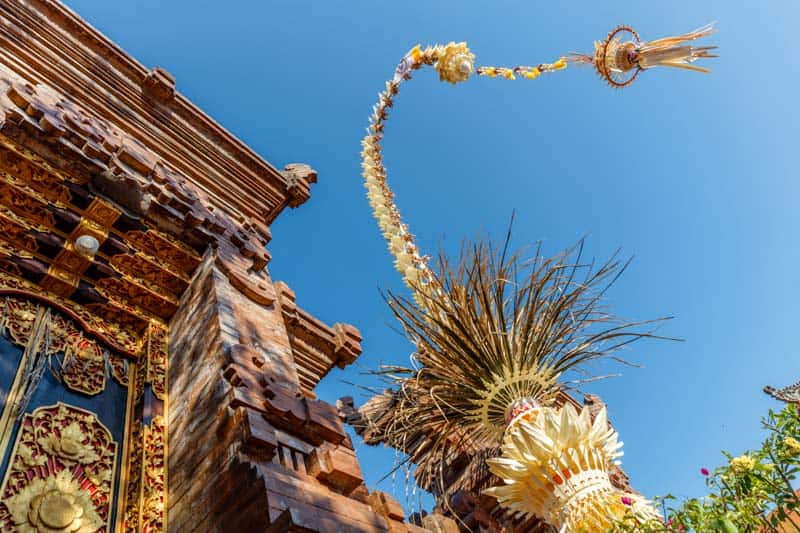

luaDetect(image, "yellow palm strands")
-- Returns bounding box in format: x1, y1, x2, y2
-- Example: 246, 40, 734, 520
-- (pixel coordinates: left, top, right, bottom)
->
476, 57, 568, 81
637, 22, 718, 73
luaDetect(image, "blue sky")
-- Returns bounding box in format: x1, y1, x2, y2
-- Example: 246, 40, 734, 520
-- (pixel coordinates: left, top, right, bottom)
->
66, 0, 799, 514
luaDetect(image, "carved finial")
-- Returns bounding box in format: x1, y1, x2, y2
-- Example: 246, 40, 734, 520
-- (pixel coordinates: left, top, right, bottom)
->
142, 67, 175, 104
333, 323, 362, 368
281, 163, 318, 208
764, 382, 800, 404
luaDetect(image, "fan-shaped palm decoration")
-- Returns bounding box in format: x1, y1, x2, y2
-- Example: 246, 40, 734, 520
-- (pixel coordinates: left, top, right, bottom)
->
360, 25, 716, 532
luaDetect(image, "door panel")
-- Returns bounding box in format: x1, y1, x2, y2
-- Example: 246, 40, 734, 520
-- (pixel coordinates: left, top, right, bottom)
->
0, 296, 131, 533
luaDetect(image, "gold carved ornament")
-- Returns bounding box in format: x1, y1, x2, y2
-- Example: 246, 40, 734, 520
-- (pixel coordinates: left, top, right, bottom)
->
0, 296, 129, 398
121, 362, 167, 532
0, 271, 139, 355
120, 420, 143, 533
0, 130, 172, 531
141, 416, 165, 532
0, 296, 168, 532
0, 403, 117, 533
49, 313, 109, 397
145, 325, 167, 402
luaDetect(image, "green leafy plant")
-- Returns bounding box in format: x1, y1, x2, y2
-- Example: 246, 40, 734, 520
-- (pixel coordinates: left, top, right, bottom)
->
610, 405, 800, 532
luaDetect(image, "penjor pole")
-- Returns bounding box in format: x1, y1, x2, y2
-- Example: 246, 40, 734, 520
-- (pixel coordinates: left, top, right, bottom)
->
360, 24, 716, 532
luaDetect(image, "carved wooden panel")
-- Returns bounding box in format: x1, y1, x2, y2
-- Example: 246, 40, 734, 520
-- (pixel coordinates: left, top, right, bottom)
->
0, 403, 117, 532
0, 296, 167, 532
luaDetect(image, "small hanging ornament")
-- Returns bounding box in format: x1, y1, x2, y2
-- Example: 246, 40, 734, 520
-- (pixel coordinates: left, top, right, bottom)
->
570, 23, 717, 88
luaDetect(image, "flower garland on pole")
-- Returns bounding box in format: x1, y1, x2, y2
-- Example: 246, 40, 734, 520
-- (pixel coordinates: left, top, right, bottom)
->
360, 24, 716, 532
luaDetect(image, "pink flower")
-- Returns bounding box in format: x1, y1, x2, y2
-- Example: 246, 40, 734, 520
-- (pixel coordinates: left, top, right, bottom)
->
700, 467, 709, 476
667, 519, 673, 527
621, 496, 633, 506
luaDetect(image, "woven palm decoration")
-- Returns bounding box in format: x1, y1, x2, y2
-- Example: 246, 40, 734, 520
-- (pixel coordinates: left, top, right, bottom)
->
360, 25, 715, 531
486, 403, 660, 529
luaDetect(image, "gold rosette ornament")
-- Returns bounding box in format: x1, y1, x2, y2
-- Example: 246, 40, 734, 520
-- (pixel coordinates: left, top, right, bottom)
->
485, 402, 660, 530
5, 471, 104, 533
0, 403, 116, 532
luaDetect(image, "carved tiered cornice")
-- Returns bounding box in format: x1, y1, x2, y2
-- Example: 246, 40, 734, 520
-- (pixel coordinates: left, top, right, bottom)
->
275, 281, 362, 393
0, 1, 325, 355
0, 0, 312, 225
0, 64, 276, 298
0, 0, 320, 308
0, 136, 194, 352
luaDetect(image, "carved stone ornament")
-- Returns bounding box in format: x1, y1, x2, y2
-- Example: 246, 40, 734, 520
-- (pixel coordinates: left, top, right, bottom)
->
765, 381, 800, 405
0, 403, 117, 532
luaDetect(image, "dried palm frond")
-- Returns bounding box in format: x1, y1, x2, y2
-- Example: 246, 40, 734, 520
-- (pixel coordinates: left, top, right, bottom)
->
370, 230, 670, 496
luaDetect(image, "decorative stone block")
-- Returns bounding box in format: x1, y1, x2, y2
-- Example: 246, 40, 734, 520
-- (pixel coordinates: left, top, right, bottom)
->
142, 67, 176, 104
306, 444, 365, 495
368, 491, 406, 522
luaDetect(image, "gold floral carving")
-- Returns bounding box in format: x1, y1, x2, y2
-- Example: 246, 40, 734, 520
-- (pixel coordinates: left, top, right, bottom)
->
0, 147, 76, 204
121, 419, 143, 533
0, 403, 117, 532
0, 272, 141, 355
60, 351, 106, 396
6, 471, 104, 533
81, 287, 157, 325
0, 261, 24, 280
146, 324, 167, 401
0, 184, 56, 231
141, 416, 165, 532
121, 338, 168, 532
0, 296, 107, 395
123, 231, 200, 275
0, 207, 43, 254
109, 356, 129, 387
0, 295, 133, 396
0, 297, 38, 346
108, 253, 187, 299
93, 278, 176, 320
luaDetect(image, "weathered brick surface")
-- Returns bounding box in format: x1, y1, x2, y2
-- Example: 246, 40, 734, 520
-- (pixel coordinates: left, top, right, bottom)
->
368, 492, 405, 522
168, 251, 422, 532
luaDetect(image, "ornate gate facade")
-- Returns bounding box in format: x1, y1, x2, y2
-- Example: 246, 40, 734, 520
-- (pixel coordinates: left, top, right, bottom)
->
0, 1, 460, 531
0, 295, 166, 532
